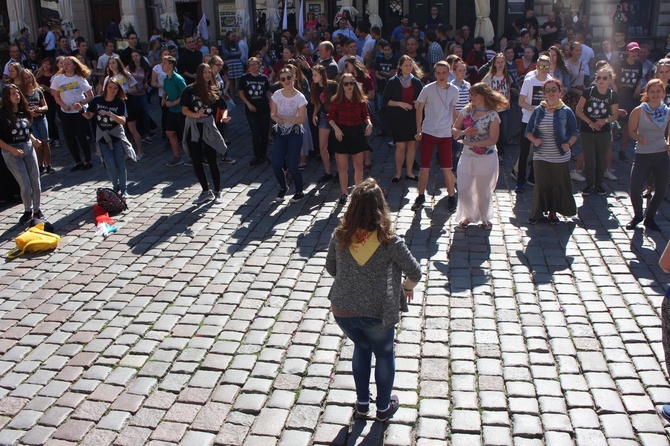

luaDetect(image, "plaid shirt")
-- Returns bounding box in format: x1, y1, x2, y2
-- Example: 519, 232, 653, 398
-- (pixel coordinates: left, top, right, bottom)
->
427, 42, 444, 67
327, 97, 369, 127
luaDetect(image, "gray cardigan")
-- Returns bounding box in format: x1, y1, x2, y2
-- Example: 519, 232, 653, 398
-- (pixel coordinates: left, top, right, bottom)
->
326, 233, 422, 329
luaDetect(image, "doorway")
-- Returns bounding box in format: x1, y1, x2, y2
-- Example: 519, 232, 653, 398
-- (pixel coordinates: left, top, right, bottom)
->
90, 1, 121, 43
175, 2, 202, 37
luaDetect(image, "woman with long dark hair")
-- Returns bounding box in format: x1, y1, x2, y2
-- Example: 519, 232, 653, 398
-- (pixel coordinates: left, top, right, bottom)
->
77, 78, 135, 198
35, 57, 59, 147
50, 56, 94, 170
181, 63, 230, 204
326, 178, 421, 423
0, 84, 43, 223
483, 53, 516, 164
382, 55, 423, 182
21, 70, 53, 175
127, 49, 154, 149
311, 64, 339, 183
465, 36, 488, 84
328, 73, 373, 205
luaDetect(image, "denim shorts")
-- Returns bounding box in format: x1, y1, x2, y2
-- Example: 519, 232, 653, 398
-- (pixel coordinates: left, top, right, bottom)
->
31, 118, 49, 142
318, 112, 330, 130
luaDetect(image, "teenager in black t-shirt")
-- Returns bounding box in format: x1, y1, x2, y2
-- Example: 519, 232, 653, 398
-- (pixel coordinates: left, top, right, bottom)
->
239, 56, 271, 165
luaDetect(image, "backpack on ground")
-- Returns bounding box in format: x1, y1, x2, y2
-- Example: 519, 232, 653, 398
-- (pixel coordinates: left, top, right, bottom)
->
7, 223, 61, 259
96, 188, 127, 215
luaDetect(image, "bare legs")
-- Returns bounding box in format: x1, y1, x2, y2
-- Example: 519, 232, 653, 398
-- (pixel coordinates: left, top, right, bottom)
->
319, 128, 332, 175
336, 152, 365, 195
394, 141, 417, 179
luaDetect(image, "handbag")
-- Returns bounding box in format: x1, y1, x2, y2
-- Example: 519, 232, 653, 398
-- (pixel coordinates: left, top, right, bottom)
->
7, 223, 60, 259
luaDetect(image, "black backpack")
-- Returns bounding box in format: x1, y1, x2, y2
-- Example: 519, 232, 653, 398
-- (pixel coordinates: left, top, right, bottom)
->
96, 188, 127, 215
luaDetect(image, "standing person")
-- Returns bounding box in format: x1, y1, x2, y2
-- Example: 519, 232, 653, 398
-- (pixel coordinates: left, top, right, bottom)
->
161, 56, 189, 166
325, 178, 421, 424
270, 67, 308, 203
77, 78, 134, 198
35, 58, 59, 148
625, 79, 670, 231
525, 79, 579, 225
451, 82, 507, 229
548, 46, 571, 93
449, 59, 471, 174
483, 53, 516, 164
0, 84, 44, 223
151, 48, 171, 140
21, 70, 53, 175
223, 31, 244, 101
181, 63, 230, 204
208, 55, 236, 164
515, 55, 553, 193
120, 31, 141, 67
50, 56, 94, 171
178, 35, 203, 83
564, 41, 587, 110
328, 73, 373, 206
413, 61, 459, 212
102, 56, 144, 158
616, 42, 643, 162
43, 26, 56, 59
382, 55, 423, 183
311, 64, 339, 183
127, 49, 154, 148
465, 37, 488, 84
239, 57, 271, 166
575, 64, 619, 196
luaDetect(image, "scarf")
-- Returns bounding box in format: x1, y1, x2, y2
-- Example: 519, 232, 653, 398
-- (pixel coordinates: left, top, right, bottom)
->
540, 99, 566, 111
642, 102, 669, 128
398, 73, 414, 88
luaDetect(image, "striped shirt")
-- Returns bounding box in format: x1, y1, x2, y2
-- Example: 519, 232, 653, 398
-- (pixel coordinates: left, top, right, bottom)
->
533, 112, 570, 163
450, 79, 471, 114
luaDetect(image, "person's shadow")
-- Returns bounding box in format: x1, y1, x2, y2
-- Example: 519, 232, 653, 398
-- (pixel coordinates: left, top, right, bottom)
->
328, 418, 388, 445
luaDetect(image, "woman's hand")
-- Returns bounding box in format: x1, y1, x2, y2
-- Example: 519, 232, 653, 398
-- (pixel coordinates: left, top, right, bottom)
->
364, 123, 373, 136
404, 288, 414, 303
561, 142, 571, 151
247, 104, 257, 113
638, 136, 647, 145
594, 119, 606, 130
221, 115, 232, 123
534, 138, 543, 146
399, 102, 412, 111
463, 127, 477, 136
415, 132, 422, 141
334, 128, 343, 141
11, 147, 24, 157
312, 114, 318, 126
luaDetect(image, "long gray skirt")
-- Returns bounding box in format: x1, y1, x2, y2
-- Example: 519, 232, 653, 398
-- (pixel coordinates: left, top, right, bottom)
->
530, 160, 576, 220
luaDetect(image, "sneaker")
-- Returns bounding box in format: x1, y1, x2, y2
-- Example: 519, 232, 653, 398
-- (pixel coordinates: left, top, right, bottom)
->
213, 191, 221, 202
515, 184, 524, 194
184, 158, 193, 167
70, 163, 83, 172
625, 216, 643, 230
81, 162, 93, 171
661, 405, 670, 423
193, 190, 214, 204
121, 191, 130, 199
19, 211, 32, 224
447, 195, 457, 212
354, 401, 369, 419
411, 194, 426, 211
290, 192, 305, 203
511, 169, 518, 180
39, 166, 46, 176
46, 165, 56, 174
136, 153, 144, 161
376, 395, 400, 422
527, 218, 538, 225
202, 158, 209, 165
619, 151, 628, 162
570, 170, 586, 181
338, 194, 347, 206
595, 186, 607, 196
644, 219, 661, 231
52, 140, 60, 148
548, 214, 560, 225
142, 136, 154, 144
249, 157, 263, 166
317, 173, 333, 184
221, 156, 236, 164
34, 210, 44, 220
582, 186, 594, 196
298, 163, 306, 171
166, 157, 184, 167
276, 189, 287, 202
603, 169, 617, 181
388, 142, 395, 147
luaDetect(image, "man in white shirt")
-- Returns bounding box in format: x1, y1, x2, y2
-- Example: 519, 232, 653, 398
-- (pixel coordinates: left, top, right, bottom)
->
43, 26, 56, 58
337, 39, 363, 76
357, 23, 376, 61
575, 31, 594, 76
236, 32, 249, 67
594, 39, 621, 68
96, 40, 120, 75
332, 18, 356, 41
2, 45, 22, 82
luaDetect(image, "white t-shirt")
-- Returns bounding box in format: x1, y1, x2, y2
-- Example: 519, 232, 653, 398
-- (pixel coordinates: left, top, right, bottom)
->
97, 53, 119, 72
272, 89, 307, 134
153, 64, 168, 96
50, 74, 93, 113
416, 82, 459, 138
103, 72, 138, 93
337, 55, 364, 74
519, 74, 554, 123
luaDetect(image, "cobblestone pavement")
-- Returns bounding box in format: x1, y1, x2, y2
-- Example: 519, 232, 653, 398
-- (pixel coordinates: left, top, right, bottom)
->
0, 101, 670, 445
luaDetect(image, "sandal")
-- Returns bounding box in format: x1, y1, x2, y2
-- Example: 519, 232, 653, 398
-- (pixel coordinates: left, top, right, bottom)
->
457, 220, 469, 229
391, 176, 401, 183
481, 222, 492, 230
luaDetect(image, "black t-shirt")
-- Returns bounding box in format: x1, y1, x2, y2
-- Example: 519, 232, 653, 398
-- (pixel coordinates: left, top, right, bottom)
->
23, 59, 39, 73
89, 96, 126, 131
514, 45, 538, 62
180, 85, 225, 117
239, 73, 271, 112
617, 60, 643, 94
376, 55, 399, 94
541, 20, 560, 50
0, 111, 32, 144
580, 86, 619, 133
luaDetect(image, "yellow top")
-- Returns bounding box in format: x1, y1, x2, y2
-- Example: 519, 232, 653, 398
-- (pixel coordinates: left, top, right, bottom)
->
348, 230, 381, 266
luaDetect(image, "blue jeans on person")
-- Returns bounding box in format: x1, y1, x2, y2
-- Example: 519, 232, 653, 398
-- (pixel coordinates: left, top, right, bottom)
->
498, 110, 509, 155
31, 118, 49, 142
99, 139, 127, 193
2, 142, 41, 213
272, 131, 303, 193
334, 315, 396, 410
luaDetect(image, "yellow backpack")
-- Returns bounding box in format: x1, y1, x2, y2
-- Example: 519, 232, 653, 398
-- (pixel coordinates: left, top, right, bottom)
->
7, 223, 60, 259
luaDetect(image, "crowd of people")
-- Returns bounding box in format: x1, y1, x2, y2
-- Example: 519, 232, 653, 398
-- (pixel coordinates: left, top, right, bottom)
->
0, 2, 669, 234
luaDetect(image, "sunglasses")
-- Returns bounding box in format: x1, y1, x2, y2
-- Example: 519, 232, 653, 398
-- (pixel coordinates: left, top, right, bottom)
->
342, 81, 356, 86
596, 75, 610, 80
537, 65, 550, 70
544, 87, 559, 93
280, 75, 293, 82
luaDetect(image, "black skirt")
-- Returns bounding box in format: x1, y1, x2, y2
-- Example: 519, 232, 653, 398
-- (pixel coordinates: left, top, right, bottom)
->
387, 107, 417, 143
331, 124, 373, 155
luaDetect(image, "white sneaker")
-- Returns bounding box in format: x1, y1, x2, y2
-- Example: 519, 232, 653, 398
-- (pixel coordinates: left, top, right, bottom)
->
194, 190, 214, 204
570, 170, 586, 182
603, 169, 617, 181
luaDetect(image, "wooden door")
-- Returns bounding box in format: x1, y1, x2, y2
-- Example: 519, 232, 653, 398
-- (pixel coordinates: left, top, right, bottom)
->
91, 2, 121, 43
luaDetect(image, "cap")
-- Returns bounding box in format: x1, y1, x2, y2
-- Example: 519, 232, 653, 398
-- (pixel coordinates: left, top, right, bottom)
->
627, 42, 640, 51
474, 36, 485, 45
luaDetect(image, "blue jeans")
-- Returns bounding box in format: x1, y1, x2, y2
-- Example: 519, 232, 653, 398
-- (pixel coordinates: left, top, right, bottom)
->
99, 139, 127, 193
334, 315, 396, 409
31, 118, 49, 142
272, 131, 303, 193
498, 110, 509, 155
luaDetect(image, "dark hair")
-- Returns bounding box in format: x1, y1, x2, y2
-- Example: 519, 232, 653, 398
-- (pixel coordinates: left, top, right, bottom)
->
103, 77, 127, 100
334, 178, 392, 251
371, 26, 381, 35
126, 31, 137, 39
127, 49, 151, 74
1, 84, 32, 125
194, 63, 220, 106
357, 23, 370, 34
75, 36, 86, 44
426, 30, 437, 43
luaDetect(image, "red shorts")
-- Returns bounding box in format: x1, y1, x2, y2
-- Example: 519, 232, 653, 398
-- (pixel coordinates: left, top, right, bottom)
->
420, 133, 453, 169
